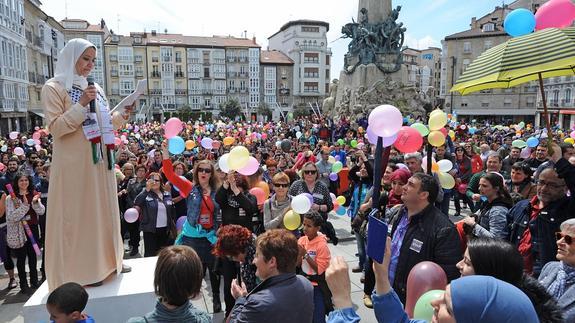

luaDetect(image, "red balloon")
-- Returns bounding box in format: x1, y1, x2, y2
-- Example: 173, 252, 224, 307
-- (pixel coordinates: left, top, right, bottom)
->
405, 261, 448, 318
439, 127, 448, 137
394, 126, 423, 153
249, 187, 266, 205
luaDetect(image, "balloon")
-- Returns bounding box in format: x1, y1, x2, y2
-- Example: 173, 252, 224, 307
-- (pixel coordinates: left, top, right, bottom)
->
336, 206, 347, 216
365, 126, 378, 145
257, 181, 271, 198
249, 187, 267, 205
283, 210, 301, 230
185, 140, 196, 150
535, 0, 575, 31
336, 196, 346, 205
368, 105, 403, 137
13, 147, 24, 156
565, 138, 575, 145
168, 136, 185, 154
329, 172, 338, 181
291, 194, 312, 214
164, 117, 183, 138
431, 162, 439, 173
437, 160, 453, 173
237, 157, 260, 176
35, 145, 42, 152
468, 127, 476, 135
428, 131, 446, 147
201, 137, 213, 149
448, 130, 455, 140
337, 138, 345, 146
135, 133, 141, 139
457, 183, 467, 194
332, 202, 340, 211
526, 137, 539, 148
517, 121, 525, 129
413, 290, 445, 321
303, 193, 314, 205
218, 153, 231, 173
504, 8, 536, 37
350, 139, 358, 148
228, 146, 250, 170
334, 155, 340, 161
571, 130, 575, 139
428, 112, 447, 131
328, 156, 336, 164
405, 261, 448, 318
212, 141, 221, 149
332, 161, 343, 173
394, 126, 423, 153
280, 139, 291, 153
438, 172, 455, 189
176, 216, 187, 230
330, 193, 337, 202
124, 208, 139, 223
382, 133, 398, 147
410, 123, 429, 136
520, 147, 532, 159
223, 136, 235, 146
9, 131, 18, 140
25, 138, 34, 146
512, 139, 527, 149
296, 131, 302, 139
32, 132, 41, 140
0, 145, 6, 153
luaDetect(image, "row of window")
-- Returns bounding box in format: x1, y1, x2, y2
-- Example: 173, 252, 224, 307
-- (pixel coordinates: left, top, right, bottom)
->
0, 38, 27, 80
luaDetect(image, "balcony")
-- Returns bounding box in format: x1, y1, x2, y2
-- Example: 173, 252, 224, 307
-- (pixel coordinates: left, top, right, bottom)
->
239, 88, 248, 93
151, 71, 161, 78
111, 89, 119, 95
109, 55, 117, 62
162, 56, 172, 62
175, 89, 187, 95
202, 90, 213, 95
149, 89, 162, 95
562, 99, 572, 106
550, 99, 559, 107
239, 57, 248, 63
152, 57, 159, 63
227, 72, 238, 78
110, 70, 118, 77
227, 57, 236, 63
239, 73, 248, 78
228, 88, 237, 94
279, 88, 290, 95
136, 71, 144, 78
175, 72, 185, 78
175, 57, 182, 63
134, 55, 143, 63
304, 73, 319, 78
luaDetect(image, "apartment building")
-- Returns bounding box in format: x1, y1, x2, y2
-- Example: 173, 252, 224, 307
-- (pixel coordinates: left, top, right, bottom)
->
260, 49, 294, 120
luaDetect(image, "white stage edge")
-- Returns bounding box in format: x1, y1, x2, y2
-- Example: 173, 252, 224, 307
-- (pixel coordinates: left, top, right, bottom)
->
24, 257, 158, 323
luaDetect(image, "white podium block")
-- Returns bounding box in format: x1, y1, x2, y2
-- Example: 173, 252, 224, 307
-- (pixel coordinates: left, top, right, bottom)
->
24, 257, 158, 323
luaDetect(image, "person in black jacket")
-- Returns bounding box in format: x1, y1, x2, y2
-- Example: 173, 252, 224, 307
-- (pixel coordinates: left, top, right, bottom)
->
385, 173, 462, 304
215, 170, 258, 318
508, 142, 575, 277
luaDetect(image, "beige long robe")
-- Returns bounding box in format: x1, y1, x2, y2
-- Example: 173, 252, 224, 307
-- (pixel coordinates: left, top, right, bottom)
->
42, 80, 125, 291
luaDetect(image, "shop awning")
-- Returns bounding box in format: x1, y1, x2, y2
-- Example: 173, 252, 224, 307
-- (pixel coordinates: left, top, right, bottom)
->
560, 109, 575, 115
453, 108, 536, 116
29, 110, 45, 118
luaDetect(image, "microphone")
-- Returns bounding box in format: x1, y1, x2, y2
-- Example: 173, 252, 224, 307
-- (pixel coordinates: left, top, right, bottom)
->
87, 76, 95, 113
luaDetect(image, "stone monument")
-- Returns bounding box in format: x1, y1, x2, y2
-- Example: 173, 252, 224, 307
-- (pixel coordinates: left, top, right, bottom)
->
332, 0, 428, 122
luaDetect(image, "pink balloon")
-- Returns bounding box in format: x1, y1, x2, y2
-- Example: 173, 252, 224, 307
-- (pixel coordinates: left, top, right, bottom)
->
212, 141, 221, 149
35, 145, 42, 152
368, 105, 403, 137
261, 133, 268, 140
570, 130, 575, 139
237, 157, 260, 176
405, 261, 448, 318
124, 208, 139, 223
13, 147, 24, 156
32, 132, 41, 140
365, 126, 378, 145
520, 147, 532, 159
394, 126, 423, 153
535, 0, 575, 30
382, 133, 398, 148
439, 127, 448, 137
114, 137, 122, 146
9, 131, 18, 140
164, 117, 183, 139
249, 187, 267, 205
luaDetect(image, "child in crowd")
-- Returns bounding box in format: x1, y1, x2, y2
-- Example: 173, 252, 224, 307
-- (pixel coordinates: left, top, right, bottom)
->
46, 282, 94, 323
298, 212, 332, 323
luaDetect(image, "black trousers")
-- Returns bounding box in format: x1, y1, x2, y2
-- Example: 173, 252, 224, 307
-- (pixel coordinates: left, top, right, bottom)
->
121, 217, 141, 248
143, 228, 170, 257
363, 258, 375, 296
221, 257, 240, 316
14, 223, 40, 289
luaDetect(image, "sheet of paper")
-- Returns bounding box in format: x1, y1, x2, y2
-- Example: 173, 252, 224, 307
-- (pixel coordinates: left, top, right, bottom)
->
110, 79, 147, 113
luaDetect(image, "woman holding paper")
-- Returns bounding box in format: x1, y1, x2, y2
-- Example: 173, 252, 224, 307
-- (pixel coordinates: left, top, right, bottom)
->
6, 173, 45, 294
41, 38, 135, 291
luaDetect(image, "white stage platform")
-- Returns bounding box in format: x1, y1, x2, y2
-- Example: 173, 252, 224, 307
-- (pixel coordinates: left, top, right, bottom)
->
24, 257, 158, 323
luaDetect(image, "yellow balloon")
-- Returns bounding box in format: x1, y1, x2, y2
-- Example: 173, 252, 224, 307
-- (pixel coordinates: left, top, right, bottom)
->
438, 172, 455, 189
283, 210, 301, 230
564, 138, 575, 145
448, 130, 455, 140
336, 196, 346, 205
228, 146, 250, 170
428, 113, 448, 131
185, 140, 196, 150
432, 163, 439, 173
223, 136, 235, 146
328, 156, 336, 164
428, 131, 446, 147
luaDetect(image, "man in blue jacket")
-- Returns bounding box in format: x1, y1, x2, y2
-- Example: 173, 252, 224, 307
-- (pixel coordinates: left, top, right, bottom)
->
229, 229, 314, 323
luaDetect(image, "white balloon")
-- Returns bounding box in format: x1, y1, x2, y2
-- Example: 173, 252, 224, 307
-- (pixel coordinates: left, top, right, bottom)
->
148, 139, 155, 146
218, 153, 231, 173
437, 160, 453, 173
291, 194, 312, 214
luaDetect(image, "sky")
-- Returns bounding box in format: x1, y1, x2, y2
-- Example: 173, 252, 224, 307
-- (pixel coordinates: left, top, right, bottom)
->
40, 0, 508, 75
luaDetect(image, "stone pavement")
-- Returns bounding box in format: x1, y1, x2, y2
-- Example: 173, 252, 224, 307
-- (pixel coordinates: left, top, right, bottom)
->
0, 204, 471, 323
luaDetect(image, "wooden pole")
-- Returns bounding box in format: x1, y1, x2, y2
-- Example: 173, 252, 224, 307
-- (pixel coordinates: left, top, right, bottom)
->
538, 73, 553, 142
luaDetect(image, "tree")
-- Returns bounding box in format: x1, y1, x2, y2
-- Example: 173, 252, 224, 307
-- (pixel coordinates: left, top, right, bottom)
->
220, 98, 242, 120
292, 104, 312, 119
257, 103, 272, 121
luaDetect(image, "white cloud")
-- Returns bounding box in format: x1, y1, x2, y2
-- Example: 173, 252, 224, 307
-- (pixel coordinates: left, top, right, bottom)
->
405, 33, 441, 50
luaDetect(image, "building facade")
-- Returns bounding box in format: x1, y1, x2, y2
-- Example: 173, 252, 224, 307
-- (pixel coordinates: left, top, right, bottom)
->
440, 1, 548, 124
260, 49, 294, 120
24, 0, 64, 129
267, 20, 331, 110
0, 0, 29, 133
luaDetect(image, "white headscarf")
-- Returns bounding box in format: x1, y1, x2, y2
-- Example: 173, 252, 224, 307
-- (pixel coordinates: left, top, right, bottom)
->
52, 38, 96, 91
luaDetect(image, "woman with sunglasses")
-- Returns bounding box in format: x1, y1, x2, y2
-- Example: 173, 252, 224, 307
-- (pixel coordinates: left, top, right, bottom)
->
133, 172, 175, 258
454, 145, 474, 217
540, 219, 575, 322
263, 172, 293, 230
289, 162, 337, 245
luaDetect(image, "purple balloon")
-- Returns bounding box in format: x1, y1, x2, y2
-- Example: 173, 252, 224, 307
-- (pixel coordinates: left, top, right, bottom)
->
329, 172, 338, 181
382, 133, 398, 147
334, 155, 340, 161
176, 216, 187, 230
366, 126, 378, 145
303, 193, 314, 205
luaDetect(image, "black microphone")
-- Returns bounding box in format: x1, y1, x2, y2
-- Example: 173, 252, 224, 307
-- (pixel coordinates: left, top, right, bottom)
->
87, 76, 95, 113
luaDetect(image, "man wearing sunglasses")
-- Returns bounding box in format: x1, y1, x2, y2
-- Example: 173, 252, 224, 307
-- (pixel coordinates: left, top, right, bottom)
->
508, 142, 575, 277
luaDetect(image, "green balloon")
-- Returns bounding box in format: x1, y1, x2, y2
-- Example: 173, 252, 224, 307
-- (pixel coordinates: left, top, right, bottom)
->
413, 289, 444, 321
512, 139, 527, 149
351, 139, 358, 148
411, 123, 430, 137
332, 161, 343, 173
337, 139, 345, 145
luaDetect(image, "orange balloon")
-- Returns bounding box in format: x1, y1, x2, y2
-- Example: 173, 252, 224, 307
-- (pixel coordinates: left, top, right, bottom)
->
432, 163, 439, 173
223, 136, 235, 146
185, 140, 196, 150
256, 181, 270, 198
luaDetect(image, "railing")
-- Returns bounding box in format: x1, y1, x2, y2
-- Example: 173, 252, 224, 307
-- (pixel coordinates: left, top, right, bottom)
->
136, 71, 144, 77
175, 57, 182, 63
151, 71, 161, 78
304, 73, 319, 78
162, 56, 172, 62
202, 90, 213, 95
175, 89, 187, 95
152, 57, 159, 62
228, 88, 237, 93
149, 89, 162, 95
134, 56, 143, 62
175, 72, 185, 78
279, 88, 290, 95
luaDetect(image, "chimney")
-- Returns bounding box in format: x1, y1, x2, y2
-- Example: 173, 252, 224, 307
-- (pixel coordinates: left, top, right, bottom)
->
252, 36, 256, 44
151, 30, 157, 36
100, 18, 105, 29
471, 17, 477, 29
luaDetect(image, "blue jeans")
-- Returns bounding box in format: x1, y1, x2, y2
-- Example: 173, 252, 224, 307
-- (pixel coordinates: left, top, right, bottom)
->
313, 286, 326, 323
354, 231, 366, 270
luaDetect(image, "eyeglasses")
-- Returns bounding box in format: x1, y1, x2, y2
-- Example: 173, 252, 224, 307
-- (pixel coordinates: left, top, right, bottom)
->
556, 232, 574, 244
536, 180, 565, 189
149, 178, 161, 183
303, 170, 317, 175
273, 183, 289, 188
198, 168, 212, 174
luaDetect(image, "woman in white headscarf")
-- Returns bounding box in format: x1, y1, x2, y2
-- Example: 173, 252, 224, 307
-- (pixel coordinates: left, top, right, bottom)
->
41, 38, 134, 291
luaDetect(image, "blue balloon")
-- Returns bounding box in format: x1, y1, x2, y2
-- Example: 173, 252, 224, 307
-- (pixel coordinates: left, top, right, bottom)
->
336, 206, 347, 216
168, 136, 185, 154
526, 137, 539, 148
504, 8, 536, 37
468, 127, 476, 135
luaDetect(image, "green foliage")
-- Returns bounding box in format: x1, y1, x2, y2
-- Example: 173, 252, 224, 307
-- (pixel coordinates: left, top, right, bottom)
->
220, 98, 242, 119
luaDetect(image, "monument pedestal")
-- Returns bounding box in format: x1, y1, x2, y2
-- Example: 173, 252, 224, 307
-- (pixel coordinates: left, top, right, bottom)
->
24, 257, 160, 323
